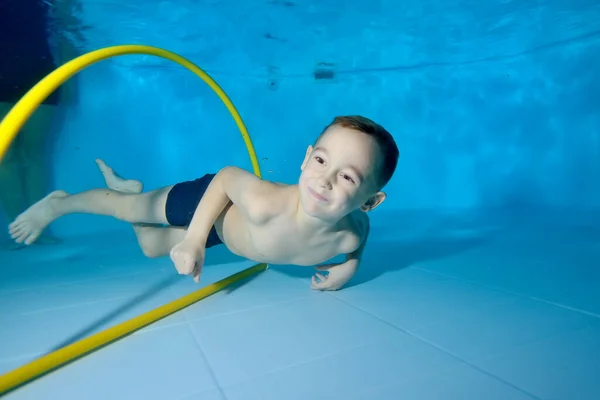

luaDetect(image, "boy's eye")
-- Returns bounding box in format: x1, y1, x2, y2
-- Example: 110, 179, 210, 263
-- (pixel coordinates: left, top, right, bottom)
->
315, 156, 324, 164
342, 174, 355, 184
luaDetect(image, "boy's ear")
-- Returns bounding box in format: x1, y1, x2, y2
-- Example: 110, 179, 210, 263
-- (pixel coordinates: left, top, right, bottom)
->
360, 192, 386, 212
301, 145, 313, 170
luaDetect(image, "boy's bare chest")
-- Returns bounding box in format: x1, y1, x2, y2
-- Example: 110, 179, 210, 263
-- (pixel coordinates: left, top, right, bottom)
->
219, 203, 361, 266
248, 217, 357, 266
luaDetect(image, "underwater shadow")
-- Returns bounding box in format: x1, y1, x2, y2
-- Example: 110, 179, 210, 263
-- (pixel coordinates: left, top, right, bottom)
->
269, 227, 499, 289
203, 245, 247, 267
221, 269, 265, 294
47, 273, 181, 353
345, 234, 491, 289
202, 246, 264, 294
46, 258, 263, 353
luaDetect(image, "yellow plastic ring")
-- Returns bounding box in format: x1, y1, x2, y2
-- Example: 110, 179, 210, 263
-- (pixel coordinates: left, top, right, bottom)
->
0, 263, 268, 395
0, 45, 266, 395
0, 44, 262, 178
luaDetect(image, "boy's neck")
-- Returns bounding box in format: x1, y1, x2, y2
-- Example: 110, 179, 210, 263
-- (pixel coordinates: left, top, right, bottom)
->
287, 185, 343, 234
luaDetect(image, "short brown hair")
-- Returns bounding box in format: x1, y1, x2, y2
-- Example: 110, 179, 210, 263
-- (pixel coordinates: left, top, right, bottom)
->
317, 115, 399, 189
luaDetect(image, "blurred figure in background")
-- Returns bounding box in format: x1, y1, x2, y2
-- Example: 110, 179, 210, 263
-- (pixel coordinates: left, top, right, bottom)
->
0, 0, 78, 248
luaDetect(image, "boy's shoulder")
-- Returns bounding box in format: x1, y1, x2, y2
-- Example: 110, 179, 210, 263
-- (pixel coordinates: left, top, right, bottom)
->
335, 210, 370, 255
348, 209, 370, 239
232, 171, 293, 220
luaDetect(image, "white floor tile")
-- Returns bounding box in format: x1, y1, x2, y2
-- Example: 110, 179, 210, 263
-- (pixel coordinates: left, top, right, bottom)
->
220, 333, 463, 400
477, 324, 600, 400
334, 267, 515, 331
353, 362, 538, 400
413, 295, 598, 364
190, 294, 403, 387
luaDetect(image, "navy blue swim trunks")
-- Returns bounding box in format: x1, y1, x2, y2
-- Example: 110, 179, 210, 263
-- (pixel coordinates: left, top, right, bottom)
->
165, 173, 223, 248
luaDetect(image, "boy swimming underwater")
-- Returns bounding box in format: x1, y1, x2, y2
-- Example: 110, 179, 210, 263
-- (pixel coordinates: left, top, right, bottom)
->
8, 116, 399, 290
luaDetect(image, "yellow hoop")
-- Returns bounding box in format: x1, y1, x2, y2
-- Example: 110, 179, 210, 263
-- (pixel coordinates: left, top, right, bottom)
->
0, 44, 261, 178
0, 45, 266, 395
0, 263, 267, 395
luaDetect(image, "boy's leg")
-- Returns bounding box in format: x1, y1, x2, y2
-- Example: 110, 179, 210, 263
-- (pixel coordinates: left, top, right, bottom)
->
131, 222, 187, 258
8, 166, 173, 245
95, 159, 184, 258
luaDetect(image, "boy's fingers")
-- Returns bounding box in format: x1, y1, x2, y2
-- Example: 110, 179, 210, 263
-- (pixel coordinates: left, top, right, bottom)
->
193, 262, 204, 283
311, 275, 320, 287
311, 275, 329, 290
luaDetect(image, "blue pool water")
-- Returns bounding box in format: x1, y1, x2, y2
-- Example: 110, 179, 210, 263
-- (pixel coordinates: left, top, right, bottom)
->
1, 0, 599, 398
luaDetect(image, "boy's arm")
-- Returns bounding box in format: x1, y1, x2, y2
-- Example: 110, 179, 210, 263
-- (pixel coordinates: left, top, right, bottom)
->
311, 219, 370, 291
184, 166, 270, 245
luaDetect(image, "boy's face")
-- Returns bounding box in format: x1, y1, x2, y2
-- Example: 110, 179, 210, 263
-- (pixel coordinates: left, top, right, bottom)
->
298, 125, 387, 221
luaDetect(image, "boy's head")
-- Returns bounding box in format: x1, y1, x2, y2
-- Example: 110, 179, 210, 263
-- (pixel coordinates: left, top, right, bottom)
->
299, 115, 399, 220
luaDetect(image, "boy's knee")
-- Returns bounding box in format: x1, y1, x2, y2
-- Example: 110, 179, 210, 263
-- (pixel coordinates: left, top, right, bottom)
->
137, 231, 168, 258
141, 245, 162, 258
138, 236, 162, 258
118, 191, 167, 225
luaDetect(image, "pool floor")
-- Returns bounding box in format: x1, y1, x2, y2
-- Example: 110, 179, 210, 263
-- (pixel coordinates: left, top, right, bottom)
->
1, 218, 599, 399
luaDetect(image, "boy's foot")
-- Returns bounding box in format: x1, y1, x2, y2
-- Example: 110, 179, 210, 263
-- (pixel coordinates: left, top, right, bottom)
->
8, 190, 68, 245
95, 159, 143, 194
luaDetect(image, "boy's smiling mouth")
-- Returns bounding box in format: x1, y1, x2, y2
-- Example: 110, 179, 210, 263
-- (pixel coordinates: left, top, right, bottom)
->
308, 187, 328, 202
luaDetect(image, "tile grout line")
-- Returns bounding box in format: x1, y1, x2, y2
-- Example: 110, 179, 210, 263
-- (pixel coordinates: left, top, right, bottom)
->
161, 276, 315, 399
0, 270, 149, 296
19, 294, 132, 315
166, 281, 229, 400
184, 322, 229, 400
327, 293, 543, 400
411, 266, 600, 319
403, 332, 543, 400
138, 294, 314, 334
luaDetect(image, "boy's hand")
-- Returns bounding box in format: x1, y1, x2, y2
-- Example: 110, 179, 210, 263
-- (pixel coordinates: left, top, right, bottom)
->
170, 240, 205, 283
310, 262, 357, 291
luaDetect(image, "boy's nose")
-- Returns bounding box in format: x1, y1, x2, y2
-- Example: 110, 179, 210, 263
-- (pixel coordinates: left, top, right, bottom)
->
317, 176, 333, 190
